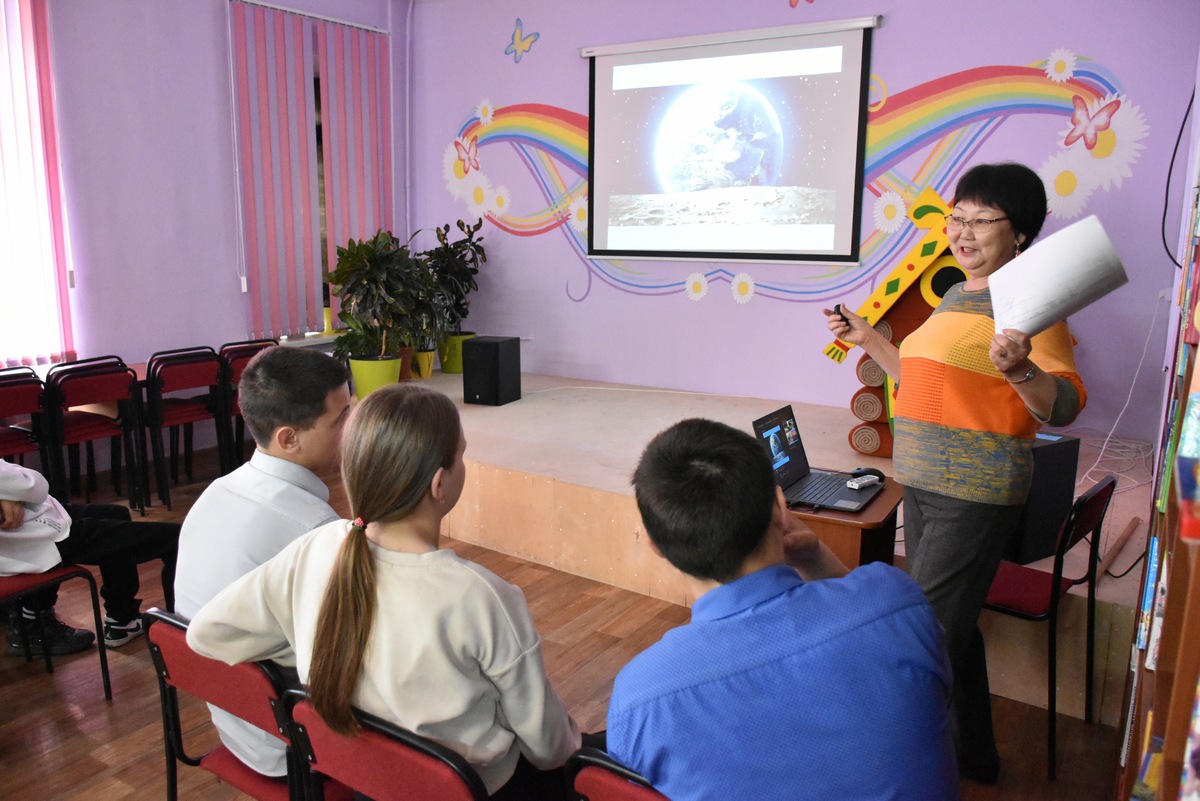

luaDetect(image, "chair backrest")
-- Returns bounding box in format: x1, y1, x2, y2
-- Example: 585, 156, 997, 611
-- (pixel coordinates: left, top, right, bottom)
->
143, 608, 291, 742
46, 363, 138, 408
566, 747, 665, 801
45, 355, 127, 384
148, 350, 223, 395
287, 690, 489, 801
0, 371, 44, 418
1055, 474, 1117, 568
219, 340, 278, 384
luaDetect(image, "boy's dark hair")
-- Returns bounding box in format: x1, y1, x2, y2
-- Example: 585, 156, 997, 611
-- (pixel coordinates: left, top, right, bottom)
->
954, 162, 1048, 252
632, 418, 776, 583
237, 347, 350, 446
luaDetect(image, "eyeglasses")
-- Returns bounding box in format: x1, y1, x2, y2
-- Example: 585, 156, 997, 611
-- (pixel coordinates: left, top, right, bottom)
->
944, 214, 1009, 232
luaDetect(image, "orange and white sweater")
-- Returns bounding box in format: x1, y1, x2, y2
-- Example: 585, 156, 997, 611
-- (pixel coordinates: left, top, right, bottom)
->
893, 284, 1086, 506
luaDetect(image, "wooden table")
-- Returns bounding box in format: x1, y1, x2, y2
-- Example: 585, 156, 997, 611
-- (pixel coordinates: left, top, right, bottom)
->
792, 477, 904, 568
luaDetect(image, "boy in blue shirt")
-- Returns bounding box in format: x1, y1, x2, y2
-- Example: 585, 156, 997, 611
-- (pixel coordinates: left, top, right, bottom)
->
607, 418, 959, 801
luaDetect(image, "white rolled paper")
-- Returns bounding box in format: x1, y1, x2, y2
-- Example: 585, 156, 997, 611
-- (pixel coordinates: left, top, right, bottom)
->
989, 214, 1128, 337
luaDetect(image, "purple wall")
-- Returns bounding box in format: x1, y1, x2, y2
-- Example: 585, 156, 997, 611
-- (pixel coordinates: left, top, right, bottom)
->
46, 0, 1200, 444
407, 0, 1200, 444
47, 0, 396, 363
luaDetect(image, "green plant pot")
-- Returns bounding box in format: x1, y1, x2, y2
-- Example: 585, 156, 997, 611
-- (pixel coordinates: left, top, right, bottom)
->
349, 357, 402, 398
438, 332, 476, 374
412, 350, 436, 379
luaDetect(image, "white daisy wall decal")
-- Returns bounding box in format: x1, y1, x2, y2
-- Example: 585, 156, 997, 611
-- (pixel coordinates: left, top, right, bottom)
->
567, 196, 588, 234
1038, 149, 1095, 219
872, 191, 907, 234
1044, 49, 1076, 83
487, 185, 511, 218
685, 272, 708, 301
475, 99, 496, 127
442, 143, 471, 199
1075, 95, 1149, 191
463, 173, 492, 219
731, 273, 755, 304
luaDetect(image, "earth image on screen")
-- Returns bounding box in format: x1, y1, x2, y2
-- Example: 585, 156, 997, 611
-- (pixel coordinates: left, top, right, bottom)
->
607, 80, 834, 236
654, 82, 785, 193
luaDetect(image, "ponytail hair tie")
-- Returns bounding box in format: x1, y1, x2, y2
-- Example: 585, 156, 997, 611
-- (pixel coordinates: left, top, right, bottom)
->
350, 517, 367, 531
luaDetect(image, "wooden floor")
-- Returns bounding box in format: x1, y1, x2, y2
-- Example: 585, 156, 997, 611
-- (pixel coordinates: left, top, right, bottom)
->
0, 450, 1120, 800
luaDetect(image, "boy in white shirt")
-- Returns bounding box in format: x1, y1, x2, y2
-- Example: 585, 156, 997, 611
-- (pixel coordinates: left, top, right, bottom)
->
174, 345, 350, 778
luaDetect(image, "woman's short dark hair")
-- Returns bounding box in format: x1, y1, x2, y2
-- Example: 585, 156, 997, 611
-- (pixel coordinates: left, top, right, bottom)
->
632, 418, 776, 583
954, 162, 1048, 251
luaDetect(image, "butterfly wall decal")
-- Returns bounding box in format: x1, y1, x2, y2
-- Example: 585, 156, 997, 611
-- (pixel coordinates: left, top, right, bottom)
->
454, 136, 480, 174
505, 18, 539, 63
1064, 94, 1121, 150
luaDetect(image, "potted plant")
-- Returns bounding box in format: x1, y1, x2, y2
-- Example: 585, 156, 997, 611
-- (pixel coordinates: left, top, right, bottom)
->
325, 229, 426, 395
422, 218, 486, 373
405, 286, 440, 379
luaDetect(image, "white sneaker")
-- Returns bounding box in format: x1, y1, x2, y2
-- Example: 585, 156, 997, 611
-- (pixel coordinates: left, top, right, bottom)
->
103, 616, 144, 648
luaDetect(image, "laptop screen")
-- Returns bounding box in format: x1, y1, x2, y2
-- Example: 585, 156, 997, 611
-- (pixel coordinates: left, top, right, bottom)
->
751, 405, 811, 489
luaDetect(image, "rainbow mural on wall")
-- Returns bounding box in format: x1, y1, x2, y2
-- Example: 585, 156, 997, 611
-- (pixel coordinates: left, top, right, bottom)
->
442, 52, 1147, 303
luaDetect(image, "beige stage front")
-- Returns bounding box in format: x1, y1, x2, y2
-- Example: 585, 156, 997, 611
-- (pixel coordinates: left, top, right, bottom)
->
423, 371, 1150, 726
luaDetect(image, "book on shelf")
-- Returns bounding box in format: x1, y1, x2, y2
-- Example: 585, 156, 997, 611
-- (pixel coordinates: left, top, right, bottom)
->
1136, 534, 1160, 650
1144, 550, 1169, 671
1121, 647, 1142, 769
1181, 680, 1200, 801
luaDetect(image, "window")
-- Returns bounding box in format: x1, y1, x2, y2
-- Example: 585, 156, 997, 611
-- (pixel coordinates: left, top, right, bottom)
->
1, 0, 74, 365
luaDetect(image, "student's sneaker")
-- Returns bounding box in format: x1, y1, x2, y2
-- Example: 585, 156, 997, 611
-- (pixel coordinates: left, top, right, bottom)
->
5, 610, 95, 656
103, 616, 144, 648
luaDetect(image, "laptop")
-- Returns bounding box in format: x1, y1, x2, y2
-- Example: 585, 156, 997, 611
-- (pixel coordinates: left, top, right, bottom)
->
751, 405, 884, 512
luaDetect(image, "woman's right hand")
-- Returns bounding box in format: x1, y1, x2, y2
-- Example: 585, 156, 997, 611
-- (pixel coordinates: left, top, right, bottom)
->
823, 304, 873, 347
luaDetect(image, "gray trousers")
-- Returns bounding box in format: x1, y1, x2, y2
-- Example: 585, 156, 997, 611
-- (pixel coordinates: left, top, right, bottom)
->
903, 486, 1023, 771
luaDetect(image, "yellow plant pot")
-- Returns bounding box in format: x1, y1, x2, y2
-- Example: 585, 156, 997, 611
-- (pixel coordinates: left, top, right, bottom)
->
349, 357, 402, 398
438, 333, 475, 374
412, 350, 436, 379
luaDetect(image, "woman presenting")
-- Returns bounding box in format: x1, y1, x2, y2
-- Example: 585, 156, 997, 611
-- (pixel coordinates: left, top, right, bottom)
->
826, 162, 1086, 784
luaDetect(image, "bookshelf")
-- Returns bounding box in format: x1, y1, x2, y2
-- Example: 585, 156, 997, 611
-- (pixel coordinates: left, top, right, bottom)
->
1114, 94, 1200, 799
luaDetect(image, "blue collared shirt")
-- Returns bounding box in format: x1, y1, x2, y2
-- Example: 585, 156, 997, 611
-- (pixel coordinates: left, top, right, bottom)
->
607, 563, 959, 801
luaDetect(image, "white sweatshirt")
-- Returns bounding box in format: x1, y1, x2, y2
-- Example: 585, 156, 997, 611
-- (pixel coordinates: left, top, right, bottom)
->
0, 460, 70, 576
187, 519, 581, 793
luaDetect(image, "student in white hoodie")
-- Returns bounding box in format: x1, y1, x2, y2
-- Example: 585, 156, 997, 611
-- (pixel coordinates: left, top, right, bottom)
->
0, 459, 179, 652
188, 384, 581, 800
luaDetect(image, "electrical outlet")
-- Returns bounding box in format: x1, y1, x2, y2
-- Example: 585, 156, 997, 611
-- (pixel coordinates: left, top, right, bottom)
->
1160, 287, 1170, 300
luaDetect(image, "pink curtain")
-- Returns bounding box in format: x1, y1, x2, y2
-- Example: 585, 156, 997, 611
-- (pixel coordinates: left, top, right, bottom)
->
315, 16, 393, 307
0, 0, 74, 365
230, 1, 392, 338
231, 1, 320, 338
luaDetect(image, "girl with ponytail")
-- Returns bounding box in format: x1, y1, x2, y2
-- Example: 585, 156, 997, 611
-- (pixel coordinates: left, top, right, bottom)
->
188, 383, 581, 798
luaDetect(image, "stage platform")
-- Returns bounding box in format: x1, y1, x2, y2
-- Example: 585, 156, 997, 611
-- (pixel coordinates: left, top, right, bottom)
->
421, 371, 1149, 725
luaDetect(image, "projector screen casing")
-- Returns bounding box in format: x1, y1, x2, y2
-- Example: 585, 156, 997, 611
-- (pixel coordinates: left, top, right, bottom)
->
586, 21, 874, 264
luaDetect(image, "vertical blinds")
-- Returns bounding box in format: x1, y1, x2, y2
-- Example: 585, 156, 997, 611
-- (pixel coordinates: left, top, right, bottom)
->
230, 1, 392, 338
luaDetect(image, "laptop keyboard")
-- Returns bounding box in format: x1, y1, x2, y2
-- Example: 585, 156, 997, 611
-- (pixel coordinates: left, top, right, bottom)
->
788, 472, 845, 506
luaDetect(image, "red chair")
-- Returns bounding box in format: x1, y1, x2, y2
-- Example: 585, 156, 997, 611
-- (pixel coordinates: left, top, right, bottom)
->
566, 747, 666, 801
218, 339, 277, 470
144, 347, 230, 510
0, 565, 112, 701
43, 357, 145, 512
287, 689, 488, 801
984, 474, 1117, 781
143, 608, 353, 801
0, 367, 49, 468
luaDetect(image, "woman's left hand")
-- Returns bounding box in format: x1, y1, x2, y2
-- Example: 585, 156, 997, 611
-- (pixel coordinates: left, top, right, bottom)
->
990, 328, 1032, 376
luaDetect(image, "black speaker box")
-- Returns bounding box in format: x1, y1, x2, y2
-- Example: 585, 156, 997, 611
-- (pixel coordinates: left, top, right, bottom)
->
462, 336, 521, 406
1006, 434, 1080, 564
